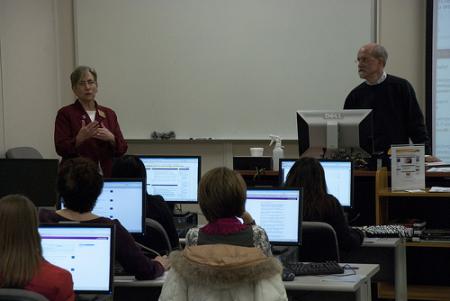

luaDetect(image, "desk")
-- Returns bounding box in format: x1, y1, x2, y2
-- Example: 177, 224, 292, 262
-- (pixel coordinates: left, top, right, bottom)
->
114, 263, 379, 301
342, 237, 407, 301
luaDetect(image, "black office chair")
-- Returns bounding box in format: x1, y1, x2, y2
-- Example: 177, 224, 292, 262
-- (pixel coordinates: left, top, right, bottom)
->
5, 147, 43, 159
145, 218, 173, 253
0, 289, 49, 301
135, 218, 174, 257
298, 221, 340, 262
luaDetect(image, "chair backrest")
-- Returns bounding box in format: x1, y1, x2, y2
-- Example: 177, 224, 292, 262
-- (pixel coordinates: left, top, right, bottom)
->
145, 218, 173, 254
5, 147, 43, 159
0, 289, 49, 301
298, 221, 340, 262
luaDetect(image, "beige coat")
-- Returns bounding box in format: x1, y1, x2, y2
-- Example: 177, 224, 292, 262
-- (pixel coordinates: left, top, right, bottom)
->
159, 244, 287, 301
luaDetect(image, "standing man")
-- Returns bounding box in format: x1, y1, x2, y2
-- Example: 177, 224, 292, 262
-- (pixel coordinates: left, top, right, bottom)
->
344, 43, 434, 158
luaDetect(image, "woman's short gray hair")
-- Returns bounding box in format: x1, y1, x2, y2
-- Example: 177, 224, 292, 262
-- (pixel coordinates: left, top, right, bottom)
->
70, 66, 97, 87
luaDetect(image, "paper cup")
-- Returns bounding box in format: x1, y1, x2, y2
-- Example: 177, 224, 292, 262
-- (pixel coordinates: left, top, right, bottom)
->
250, 147, 264, 157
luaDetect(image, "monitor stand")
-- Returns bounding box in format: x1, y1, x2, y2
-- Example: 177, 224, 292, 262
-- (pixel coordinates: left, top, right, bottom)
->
172, 209, 198, 238
272, 245, 289, 255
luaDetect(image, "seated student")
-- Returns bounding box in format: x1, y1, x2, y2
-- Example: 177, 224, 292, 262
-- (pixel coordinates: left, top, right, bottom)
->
111, 155, 180, 253
285, 157, 364, 254
159, 167, 287, 301
0, 194, 75, 301
39, 157, 169, 280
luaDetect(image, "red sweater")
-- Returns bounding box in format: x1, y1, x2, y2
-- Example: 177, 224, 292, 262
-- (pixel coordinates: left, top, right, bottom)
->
54, 100, 127, 176
25, 260, 75, 301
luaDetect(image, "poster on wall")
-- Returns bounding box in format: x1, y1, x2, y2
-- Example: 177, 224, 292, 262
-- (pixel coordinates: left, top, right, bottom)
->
391, 144, 425, 191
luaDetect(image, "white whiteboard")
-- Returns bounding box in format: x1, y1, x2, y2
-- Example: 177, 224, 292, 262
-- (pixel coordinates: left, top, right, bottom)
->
75, 0, 375, 139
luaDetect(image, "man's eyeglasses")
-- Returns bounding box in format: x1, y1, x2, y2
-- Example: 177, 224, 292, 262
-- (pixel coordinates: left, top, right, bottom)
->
355, 57, 376, 64
77, 80, 97, 87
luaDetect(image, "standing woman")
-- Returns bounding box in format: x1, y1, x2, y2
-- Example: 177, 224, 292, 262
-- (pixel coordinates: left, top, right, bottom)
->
54, 66, 127, 177
0, 195, 75, 301
285, 157, 364, 254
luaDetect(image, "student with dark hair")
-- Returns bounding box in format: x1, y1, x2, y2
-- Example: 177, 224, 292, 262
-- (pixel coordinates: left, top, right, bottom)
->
111, 155, 179, 253
285, 157, 364, 253
0, 194, 75, 301
39, 157, 169, 280
159, 167, 287, 300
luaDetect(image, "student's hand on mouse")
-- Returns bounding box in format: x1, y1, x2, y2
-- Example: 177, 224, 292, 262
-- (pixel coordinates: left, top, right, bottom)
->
241, 211, 255, 225
425, 155, 440, 163
155, 255, 170, 270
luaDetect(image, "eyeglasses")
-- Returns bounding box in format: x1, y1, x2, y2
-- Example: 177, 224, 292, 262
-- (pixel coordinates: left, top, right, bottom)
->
77, 80, 97, 87
354, 57, 376, 64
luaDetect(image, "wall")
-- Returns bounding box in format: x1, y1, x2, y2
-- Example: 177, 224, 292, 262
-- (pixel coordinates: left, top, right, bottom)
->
0, 0, 426, 161
0, 0, 60, 158
74, 0, 375, 140
378, 0, 426, 113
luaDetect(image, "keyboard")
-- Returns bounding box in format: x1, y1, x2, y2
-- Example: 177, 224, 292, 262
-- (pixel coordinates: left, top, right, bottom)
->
284, 261, 344, 276
355, 225, 413, 238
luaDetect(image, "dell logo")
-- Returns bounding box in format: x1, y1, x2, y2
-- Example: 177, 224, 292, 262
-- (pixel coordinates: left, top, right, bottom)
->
324, 113, 342, 119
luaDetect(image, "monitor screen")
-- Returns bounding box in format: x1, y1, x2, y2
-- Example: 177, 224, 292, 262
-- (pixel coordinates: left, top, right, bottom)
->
279, 158, 297, 185
60, 179, 145, 234
0, 159, 58, 207
38, 224, 114, 295
245, 188, 301, 245
297, 109, 373, 159
139, 156, 201, 203
279, 159, 353, 208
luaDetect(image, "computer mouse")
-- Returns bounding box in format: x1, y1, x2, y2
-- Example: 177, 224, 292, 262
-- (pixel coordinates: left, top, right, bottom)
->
282, 268, 295, 281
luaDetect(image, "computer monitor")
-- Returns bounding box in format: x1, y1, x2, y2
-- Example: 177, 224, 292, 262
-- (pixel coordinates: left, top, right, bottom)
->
38, 223, 114, 295
279, 158, 297, 185
0, 159, 58, 207
245, 188, 302, 245
279, 158, 353, 208
297, 109, 373, 159
139, 155, 201, 203
59, 179, 145, 234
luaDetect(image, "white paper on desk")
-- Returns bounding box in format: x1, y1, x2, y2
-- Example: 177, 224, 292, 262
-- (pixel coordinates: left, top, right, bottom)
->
114, 276, 136, 282
364, 238, 380, 243
429, 186, 450, 192
320, 274, 362, 283
425, 161, 450, 167
391, 145, 425, 191
427, 167, 450, 172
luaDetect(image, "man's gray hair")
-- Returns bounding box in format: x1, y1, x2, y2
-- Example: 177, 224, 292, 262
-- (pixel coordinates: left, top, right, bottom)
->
371, 45, 388, 66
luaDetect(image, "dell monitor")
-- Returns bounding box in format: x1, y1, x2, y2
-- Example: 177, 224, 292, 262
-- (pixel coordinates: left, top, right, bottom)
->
297, 109, 373, 159
139, 155, 201, 203
59, 179, 145, 234
39, 224, 114, 295
245, 188, 302, 245
0, 159, 58, 207
280, 158, 353, 208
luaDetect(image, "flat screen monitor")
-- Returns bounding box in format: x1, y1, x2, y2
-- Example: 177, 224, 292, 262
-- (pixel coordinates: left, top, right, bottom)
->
0, 159, 58, 207
38, 224, 114, 295
245, 188, 302, 245
59, 179, 145, 234
279, 158, 353, 208
297, 109, 373, 159
139, 156, 201, 203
